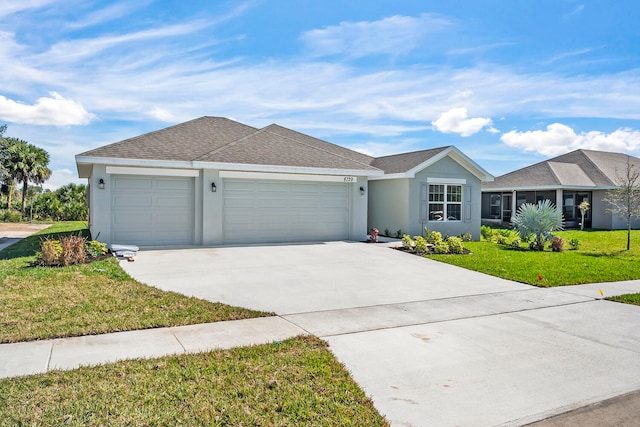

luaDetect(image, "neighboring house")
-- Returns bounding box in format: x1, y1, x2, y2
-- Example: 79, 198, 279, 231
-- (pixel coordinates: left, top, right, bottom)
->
368, 147, 494, 240
481, 149, 640, 229
76, 117, 492, 246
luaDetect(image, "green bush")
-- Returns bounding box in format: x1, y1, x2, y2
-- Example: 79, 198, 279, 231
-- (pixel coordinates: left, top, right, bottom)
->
433, 241, 450, 254
401, 234, 413, 250
569, 238, 580, 250
511, 237, 522, 248
459, 232, 473, 242
480, 225, 493, 241
414, 236, 428, 253
1, 210, 23, 222
446, 236, 465, 254
85, 240, 108, 258
426, 230, 443, 245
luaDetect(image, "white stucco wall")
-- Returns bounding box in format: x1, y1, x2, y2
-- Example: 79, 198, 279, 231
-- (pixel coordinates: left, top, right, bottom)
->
87, 164, 111, 242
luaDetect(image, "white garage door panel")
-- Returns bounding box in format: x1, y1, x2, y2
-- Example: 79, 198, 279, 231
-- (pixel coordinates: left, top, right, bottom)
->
223, 179, 350, 244
111, 175, 194, 246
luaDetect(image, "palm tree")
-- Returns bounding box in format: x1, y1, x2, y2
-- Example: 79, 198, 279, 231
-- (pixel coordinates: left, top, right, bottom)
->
5, 138, 52, 213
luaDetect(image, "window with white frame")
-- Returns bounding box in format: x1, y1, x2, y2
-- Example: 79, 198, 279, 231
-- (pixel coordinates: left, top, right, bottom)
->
427, 183, 462, 221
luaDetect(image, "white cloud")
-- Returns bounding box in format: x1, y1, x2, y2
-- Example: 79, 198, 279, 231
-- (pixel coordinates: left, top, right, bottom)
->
0, 92, 94, 125
147, 107, 177, 122
300, 13, 452, 57
501, 123, 640, 157
42, 168, 85, 191
0, 0, 54, 19
431, 108, 493, 137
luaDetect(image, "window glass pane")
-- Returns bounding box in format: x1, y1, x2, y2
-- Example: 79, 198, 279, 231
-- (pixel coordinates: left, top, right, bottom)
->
429, 203, 444, 221
447, 185, 462, 202
429, 184, 444, 202
447, 204, 461, 221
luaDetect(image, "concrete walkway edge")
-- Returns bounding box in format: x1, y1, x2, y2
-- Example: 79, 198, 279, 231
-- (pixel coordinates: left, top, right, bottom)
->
0, 316, 306, 379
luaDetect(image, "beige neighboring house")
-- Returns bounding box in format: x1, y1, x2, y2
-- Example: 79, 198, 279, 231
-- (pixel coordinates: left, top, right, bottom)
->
481, 149, 640, 229
75, 117, 493, 246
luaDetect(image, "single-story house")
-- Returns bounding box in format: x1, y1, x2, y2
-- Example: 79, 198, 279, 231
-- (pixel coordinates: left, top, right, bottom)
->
368, 147, 494, 239
481, 149, 640, 229
76, 117, 493, 246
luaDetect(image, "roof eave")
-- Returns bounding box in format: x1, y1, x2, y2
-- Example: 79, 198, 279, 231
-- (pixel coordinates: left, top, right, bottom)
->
403, 147, 494, 182
481, 185, 616, 192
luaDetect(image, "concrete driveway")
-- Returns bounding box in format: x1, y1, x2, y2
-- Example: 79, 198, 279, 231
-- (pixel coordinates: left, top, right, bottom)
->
121, 241, 640, 426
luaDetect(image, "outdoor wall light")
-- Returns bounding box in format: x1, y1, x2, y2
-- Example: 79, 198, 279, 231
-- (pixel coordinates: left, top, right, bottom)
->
360, 186, 365, 195
211, 182, 217, 192
98, 178, 105, 189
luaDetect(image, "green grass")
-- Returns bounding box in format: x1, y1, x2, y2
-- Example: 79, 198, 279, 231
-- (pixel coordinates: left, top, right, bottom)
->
426, 229, 640, 286
607, 293, 640, 305
0, 222, 269, 343
0, 335, 388, 426
0, 221, 87, 260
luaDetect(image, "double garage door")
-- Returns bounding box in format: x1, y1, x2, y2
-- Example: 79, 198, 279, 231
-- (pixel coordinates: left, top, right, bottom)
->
223, 179, 350, 244
110, 175, 351, 245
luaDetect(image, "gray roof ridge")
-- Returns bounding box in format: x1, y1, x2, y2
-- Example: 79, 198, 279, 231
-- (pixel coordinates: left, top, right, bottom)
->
193, 126, 269, 161
579, 149, 617, 186
545, 161, 564, 185
260, 126, 382, 171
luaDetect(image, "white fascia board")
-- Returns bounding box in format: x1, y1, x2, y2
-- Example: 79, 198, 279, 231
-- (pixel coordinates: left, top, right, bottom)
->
481, 185, 613, 192
368, 173, 408, 181
76, 156, 194, 170
193, 161, 383, 177
105, 166, 200, 177
427, 177, 467, 184
220, 171, 359, 183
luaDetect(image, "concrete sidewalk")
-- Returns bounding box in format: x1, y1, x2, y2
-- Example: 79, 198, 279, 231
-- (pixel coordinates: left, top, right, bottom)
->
1, 281, 638, 381
0, 316, 306, 379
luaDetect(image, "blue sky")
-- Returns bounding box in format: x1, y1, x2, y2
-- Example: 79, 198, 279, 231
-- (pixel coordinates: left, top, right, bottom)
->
1, 0, 640, 188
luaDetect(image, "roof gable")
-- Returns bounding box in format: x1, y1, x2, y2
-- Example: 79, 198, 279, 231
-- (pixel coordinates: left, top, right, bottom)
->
371, 146, 494, 182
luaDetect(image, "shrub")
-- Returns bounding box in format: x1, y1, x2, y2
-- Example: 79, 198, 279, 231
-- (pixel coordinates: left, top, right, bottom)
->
446, 236, 465, 254
569, 238, 580, 250
459, 232, 473, 242
59, 235, 87, 266
426, 230, 443, 245
511, 237, 522, 248
433, 241, 450, 254
86, 240, 108, 258
414, 236, 428, 253
401, 234, 414, 250
480, 225, 493, 241
495, 233, 510, 245
39, 238, 62, 265
395, 229, 403, 239
383, 228, 390, 237
1, 210, 23, 222
511, 200, 564, 251
550, 236, 566, 252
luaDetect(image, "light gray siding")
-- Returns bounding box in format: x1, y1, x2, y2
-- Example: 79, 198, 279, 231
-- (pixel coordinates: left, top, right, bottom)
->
368, 178, 409, 236
410, 157, 482, 240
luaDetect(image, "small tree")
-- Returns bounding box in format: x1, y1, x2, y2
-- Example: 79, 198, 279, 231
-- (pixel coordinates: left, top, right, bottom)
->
604, 161, 640, 250
511, 199, 564, 251
578, 201, 590, 230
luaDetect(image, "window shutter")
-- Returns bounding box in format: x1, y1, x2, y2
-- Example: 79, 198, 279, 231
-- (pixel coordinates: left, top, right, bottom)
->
464, 185, 472, 223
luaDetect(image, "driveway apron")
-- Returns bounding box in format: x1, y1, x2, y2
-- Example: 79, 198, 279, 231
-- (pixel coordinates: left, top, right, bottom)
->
121, 241, 640, 426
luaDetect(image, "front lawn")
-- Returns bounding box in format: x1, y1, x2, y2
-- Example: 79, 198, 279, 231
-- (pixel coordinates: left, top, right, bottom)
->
0, 222, 269, 343
426, 229, 640, 286
0, 335, 388, 426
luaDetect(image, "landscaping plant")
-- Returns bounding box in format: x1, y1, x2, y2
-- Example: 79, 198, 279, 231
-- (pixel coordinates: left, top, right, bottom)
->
511, 200, 564, 251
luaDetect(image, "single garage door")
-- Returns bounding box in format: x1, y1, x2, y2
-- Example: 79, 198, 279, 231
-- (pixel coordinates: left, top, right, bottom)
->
111, 175, 194, 246
223, 179, 350, 244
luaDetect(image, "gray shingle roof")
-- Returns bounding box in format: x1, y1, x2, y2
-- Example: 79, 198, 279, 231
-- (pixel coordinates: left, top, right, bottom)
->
79, 117, 258, 161
483, 149, 640, 189
370, 147, 450, 174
